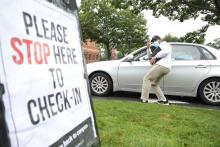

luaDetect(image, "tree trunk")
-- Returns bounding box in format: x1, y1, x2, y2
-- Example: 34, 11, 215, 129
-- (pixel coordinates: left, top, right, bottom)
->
106, 43, 111, 60
215, 0, 220, 11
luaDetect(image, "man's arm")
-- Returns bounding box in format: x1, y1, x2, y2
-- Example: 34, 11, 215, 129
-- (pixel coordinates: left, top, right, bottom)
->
155, 42, 172, 59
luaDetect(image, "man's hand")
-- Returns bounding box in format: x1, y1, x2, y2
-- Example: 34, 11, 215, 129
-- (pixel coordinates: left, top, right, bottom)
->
146, 39, 151, 49
150, 57, 156, 65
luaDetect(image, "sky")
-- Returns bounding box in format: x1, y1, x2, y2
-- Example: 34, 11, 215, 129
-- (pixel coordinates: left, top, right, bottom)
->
144, 10, 220, 43
76, 0, 220, 44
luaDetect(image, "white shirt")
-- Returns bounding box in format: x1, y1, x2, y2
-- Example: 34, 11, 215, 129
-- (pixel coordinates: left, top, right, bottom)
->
155, 41, 172, 69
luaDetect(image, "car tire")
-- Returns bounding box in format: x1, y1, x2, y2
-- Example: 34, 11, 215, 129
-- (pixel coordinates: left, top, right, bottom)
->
89, 72, 113, 96
198, 78, 220, 105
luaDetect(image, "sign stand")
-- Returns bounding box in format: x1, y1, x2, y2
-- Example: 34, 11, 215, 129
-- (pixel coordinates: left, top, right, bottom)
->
0, 83, 10, 147
73, 2, 101, 147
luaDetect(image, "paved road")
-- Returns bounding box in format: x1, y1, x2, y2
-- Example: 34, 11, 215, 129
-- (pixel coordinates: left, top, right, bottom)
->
94, 91, 220, 111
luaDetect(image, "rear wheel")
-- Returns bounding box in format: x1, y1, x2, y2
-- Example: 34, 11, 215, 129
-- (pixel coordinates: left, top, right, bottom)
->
199, 78, 220, 105
89, 72, 112, 96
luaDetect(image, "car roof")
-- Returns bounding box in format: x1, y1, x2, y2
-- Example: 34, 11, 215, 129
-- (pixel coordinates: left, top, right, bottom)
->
120, 42, 220, 61
169, 42, 204, 46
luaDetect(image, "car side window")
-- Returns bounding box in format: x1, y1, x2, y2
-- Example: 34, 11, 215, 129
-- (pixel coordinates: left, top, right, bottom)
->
171, 45, 203, 61
133, 48, 148, 61
199, 47, 216, 60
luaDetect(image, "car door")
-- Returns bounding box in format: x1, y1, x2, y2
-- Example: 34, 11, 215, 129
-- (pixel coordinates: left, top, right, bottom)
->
163, 44, 211, 96
117, 48, 163, 92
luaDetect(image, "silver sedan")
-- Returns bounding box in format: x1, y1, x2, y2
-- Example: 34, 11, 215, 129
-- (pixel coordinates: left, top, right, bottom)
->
86, 43, 220, 105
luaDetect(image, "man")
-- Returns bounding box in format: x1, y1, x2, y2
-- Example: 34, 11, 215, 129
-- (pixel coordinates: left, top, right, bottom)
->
140, 35, 172, 105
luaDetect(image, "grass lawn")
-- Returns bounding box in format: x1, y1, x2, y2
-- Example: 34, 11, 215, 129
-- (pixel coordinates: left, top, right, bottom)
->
93, 98, 220, 147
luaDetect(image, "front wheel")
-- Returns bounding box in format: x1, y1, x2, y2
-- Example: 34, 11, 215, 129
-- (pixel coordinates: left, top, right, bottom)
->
199, 78, 220, 105
89, 72, 113, 96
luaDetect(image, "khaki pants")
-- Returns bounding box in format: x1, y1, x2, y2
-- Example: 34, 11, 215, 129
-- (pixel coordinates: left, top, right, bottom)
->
141, 64, 170, 101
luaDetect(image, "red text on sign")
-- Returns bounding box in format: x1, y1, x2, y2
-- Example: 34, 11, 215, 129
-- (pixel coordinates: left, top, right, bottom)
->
11, 37, 50, 64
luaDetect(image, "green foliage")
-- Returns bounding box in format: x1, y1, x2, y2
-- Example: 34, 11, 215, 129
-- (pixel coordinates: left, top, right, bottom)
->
207, 38, 220, 49
163, 25, 209, 44
111, 1, 220, 45
93, 98, 220, 147
180, 25, 209, 44
79, 0, 148, 60
163, 33, 182, 42
112, 0, 220, 25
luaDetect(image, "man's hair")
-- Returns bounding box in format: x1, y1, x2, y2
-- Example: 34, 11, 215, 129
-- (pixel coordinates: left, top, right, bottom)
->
151, 35, 161, 43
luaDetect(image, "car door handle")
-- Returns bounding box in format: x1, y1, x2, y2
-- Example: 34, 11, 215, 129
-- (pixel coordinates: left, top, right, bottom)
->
195, 65, 207, 68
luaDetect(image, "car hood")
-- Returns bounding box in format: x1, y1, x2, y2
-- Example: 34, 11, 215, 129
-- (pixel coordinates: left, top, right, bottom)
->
86, 60, 121, 74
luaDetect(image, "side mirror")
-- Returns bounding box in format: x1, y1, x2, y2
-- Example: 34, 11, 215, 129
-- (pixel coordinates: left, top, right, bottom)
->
124, 54, 134, 62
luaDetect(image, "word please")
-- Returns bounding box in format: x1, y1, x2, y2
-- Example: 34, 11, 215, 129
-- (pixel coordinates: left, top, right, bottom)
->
23, 11, 68, 44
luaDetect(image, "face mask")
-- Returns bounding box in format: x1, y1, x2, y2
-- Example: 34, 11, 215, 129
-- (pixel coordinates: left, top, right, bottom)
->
152, 41, 159, 48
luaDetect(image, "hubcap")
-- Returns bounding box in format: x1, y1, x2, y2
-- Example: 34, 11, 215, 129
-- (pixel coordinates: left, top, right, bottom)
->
204, 81, 220, 102
91, 76, 108, 94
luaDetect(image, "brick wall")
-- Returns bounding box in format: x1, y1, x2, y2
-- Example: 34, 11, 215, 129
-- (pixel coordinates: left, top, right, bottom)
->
83, 39, 100, 63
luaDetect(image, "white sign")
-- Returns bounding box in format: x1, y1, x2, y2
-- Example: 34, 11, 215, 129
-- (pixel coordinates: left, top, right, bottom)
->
0, 0, 98, 146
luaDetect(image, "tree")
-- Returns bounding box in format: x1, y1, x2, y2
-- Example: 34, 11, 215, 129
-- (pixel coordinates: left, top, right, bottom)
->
215, 0, 220, 11
163, 25, 208, 44
112, 0, 220, 25
79, 0, 147, 60
180, 24, 209, 44
163, 33, 182, 42
207, 38, 220, 49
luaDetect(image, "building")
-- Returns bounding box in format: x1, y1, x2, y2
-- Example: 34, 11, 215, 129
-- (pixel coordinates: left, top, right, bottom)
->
83, 39, 100, 63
